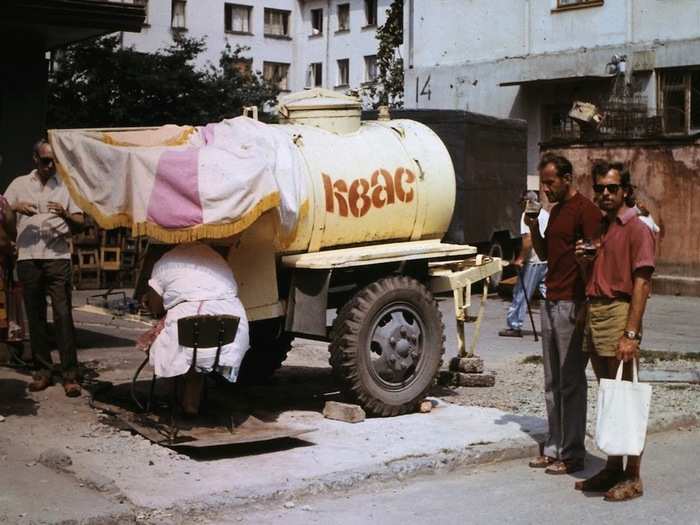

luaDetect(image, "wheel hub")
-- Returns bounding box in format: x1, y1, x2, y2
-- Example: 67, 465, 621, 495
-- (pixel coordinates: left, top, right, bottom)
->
369, 304, 424, 383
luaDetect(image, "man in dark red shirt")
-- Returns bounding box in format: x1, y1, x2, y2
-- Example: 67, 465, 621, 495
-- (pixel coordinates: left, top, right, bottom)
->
574, 161, 655, 502
525, 153, 601, 475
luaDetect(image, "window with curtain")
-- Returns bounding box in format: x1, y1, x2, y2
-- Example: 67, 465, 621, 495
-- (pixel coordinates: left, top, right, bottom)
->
225, 4, 252, 33
171, 0, 186, 28
337, 59, 349, 86
658, 69, 700, 134
306, 62, 323, 87
134, 0, 149, 25
311, 8, 323, 35
337, 4, 350, 31
263, 62, 290, 91
364, 55, 377, 83
264, 9, 290, 37
364, 0, 377, 26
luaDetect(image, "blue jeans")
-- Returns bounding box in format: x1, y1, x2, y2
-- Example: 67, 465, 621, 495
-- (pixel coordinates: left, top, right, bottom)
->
506, 262, 547, 330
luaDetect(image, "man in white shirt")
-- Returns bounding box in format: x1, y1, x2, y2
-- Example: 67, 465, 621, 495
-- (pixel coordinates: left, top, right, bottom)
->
500, 191, 550, 337
4, 139, 84, 396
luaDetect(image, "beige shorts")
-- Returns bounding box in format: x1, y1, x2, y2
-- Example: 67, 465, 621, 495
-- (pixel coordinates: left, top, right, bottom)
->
584, 298, 630, 357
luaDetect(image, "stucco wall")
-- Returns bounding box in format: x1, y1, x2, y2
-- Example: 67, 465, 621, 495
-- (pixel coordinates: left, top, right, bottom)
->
546, 142, 700, 280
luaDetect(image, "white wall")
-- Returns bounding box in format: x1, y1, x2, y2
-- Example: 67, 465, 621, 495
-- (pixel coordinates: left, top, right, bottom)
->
408, 0, 700, 68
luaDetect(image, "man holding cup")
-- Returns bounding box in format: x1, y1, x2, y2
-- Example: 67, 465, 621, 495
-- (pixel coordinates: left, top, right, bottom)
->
573, 160, 655, 501
4, 139, 84, 396
524, 153, 601, 475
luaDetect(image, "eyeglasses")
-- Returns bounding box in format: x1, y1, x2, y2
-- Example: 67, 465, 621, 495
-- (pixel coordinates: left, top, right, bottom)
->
38, 157, 55, 166
593, 183, 621, 194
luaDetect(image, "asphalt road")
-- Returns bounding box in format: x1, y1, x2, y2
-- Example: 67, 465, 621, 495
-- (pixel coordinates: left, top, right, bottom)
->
440, 293, 699, 367
218, 427, 700, 525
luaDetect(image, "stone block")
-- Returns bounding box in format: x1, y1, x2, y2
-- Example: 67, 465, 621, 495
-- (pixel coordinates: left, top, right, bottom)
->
449, 356, 484, 374
419, 400, 433, 413
323, 401, 366, 423
456, 372, 495, 388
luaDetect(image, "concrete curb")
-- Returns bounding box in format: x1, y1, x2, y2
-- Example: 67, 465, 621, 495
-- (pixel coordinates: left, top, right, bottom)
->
86, 412, 698, 524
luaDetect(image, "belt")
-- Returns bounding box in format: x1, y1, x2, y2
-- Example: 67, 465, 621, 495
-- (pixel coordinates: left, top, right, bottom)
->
587, 296, 630, 305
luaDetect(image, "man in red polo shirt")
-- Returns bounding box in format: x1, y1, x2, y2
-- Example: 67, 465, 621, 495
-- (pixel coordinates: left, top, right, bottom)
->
574, 161, 655, 502
525, 153, 601, 475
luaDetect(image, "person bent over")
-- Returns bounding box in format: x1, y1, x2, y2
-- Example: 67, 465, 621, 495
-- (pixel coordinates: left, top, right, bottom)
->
141, 242, 250, 416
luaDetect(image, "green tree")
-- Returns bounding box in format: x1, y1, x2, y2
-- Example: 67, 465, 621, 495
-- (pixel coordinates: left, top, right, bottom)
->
47, 35, 279, 128
368, 0, 404, 109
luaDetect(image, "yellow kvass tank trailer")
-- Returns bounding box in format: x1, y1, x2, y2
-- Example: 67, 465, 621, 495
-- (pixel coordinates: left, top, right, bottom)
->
229, 89, 501, 416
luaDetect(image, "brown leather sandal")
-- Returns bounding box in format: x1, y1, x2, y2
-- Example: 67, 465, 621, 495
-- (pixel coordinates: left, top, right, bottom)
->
604, 477, 643, 502
545, 459, 584, 475
528, 456, 556, 468
28, 375, 52, 392
574, 469, 624, 492
63, 380, 81, 398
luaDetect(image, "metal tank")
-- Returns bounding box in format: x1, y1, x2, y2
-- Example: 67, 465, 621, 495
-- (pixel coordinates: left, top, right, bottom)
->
270, 89, 456, 253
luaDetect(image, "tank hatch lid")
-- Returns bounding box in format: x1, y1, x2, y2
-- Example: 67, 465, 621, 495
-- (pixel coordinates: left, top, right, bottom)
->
277, 89, 362, 133
278, 88, 362, 115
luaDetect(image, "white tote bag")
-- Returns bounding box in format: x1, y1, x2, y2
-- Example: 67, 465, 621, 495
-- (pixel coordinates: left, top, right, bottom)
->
595, 361, 652, 456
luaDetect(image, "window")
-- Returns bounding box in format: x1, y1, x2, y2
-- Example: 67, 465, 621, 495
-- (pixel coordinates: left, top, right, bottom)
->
225, 4, 252, 33
307, 62, 323, 87
263, 62, 290, 91
364, 0, 377, 26
134, 0, 149, 25
311, 8, 323, 35
171, 0, 186, 29
265, 9, 290, 37
659, 69, 700, 134
337, 3, 350, 31
542, 105, 580, 141
229, 58, 252, 77
556, 0, 603, 8
337, 59, 349, 86
364, 55, 377, 83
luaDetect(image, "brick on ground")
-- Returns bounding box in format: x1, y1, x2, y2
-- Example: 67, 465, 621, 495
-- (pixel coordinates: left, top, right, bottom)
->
322, 401, 366, 423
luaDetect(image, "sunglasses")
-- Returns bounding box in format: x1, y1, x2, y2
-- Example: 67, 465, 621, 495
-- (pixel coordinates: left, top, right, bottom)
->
593, 183, 622, 194
38, 157, 55, 166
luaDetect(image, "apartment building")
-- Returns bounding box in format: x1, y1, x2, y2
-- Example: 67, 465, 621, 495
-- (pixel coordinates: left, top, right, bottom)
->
121, 0, 392, 96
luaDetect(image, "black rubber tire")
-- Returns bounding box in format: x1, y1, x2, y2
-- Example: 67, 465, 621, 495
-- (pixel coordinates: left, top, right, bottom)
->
236, 318, 293, 384
329, 275, 445, 417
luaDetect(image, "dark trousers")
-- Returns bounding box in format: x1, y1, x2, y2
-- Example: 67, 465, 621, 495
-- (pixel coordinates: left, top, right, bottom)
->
17, 259, 78, 380
541, 300, 589, 462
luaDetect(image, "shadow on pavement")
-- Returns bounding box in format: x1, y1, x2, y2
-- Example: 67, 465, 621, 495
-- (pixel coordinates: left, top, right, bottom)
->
76, 326, 137, 349
0, 378, 39, 417
494, 413, 546, 443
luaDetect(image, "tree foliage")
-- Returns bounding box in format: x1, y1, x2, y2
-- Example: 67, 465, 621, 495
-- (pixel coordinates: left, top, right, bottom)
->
47, 35, 279, 128
368, 0, 404, 109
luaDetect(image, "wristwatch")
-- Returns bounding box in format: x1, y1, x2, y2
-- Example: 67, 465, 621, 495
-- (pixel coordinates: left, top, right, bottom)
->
623, 330, 641, 341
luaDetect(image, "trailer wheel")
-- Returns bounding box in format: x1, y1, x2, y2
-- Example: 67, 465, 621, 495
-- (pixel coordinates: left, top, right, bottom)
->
329, 276, 445, 416
237, 318, 292, 384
